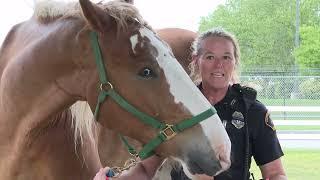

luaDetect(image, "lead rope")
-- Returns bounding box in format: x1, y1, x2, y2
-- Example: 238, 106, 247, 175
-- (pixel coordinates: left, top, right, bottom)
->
107, 136, 140, 177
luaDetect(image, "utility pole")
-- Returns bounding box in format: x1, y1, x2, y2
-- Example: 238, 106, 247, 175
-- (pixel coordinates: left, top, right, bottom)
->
295, 0, 300, 48
292, 0, 300, 98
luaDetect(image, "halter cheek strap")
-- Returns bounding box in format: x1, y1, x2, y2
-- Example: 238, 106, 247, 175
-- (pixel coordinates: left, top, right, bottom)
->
89, 31, 216, 159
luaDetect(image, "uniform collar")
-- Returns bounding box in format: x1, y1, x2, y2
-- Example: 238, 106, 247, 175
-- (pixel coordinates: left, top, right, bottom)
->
197, 82, 233, 106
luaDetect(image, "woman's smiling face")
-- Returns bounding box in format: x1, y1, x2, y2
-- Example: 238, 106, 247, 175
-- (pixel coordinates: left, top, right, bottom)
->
196, 36, 236, 90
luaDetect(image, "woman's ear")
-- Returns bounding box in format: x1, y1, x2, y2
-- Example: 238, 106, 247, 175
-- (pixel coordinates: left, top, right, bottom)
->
191, 54, 199, 65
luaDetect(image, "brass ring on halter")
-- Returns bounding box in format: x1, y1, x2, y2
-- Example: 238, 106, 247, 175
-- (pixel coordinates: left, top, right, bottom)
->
100, 82, 113, 91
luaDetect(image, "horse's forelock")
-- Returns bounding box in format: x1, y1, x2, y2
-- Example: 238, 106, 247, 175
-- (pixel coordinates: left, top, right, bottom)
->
94, 1, 151, 35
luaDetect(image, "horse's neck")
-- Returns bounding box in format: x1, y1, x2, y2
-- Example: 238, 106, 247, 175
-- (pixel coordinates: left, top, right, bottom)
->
0, 4, 105, 179
0, 18, 89, 128
0, 17, 95, 163
0, 108, 100, 179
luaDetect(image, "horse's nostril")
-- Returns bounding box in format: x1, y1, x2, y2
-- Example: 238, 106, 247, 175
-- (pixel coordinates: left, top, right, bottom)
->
219, 152, 231, 170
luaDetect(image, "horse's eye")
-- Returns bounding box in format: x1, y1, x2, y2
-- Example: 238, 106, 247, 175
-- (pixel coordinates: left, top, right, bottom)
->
139, 67, 154, 79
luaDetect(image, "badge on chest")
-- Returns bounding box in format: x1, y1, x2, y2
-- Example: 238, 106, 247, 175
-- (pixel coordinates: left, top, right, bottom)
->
231, 111, 245, 129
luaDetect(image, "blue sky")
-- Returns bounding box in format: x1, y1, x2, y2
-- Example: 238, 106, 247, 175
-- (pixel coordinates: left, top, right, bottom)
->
0, 0, 225, 43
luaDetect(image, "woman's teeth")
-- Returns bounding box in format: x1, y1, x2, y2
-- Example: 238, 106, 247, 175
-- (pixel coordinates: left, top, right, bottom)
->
211, 72, 224, 77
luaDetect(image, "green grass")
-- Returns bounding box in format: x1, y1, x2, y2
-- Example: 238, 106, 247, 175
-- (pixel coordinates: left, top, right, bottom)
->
260, 99, 320, 106
277, 125, 320, 131
250, 149, 320, 180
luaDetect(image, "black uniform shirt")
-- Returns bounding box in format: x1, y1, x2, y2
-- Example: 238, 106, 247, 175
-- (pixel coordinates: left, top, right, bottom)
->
171, 84, 284, 180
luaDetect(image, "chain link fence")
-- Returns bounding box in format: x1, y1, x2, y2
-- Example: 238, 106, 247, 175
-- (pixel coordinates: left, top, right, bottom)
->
240, 67, 320, 120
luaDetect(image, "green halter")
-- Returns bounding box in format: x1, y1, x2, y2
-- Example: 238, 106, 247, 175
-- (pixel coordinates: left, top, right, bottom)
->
89, 31, 217, 159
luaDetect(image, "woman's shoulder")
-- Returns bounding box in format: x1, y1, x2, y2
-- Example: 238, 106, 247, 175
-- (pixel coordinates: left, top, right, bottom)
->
231, 83, 257, 99
251, 99, 267, 111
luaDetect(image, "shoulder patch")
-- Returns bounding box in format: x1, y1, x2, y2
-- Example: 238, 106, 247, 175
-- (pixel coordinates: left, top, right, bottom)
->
265, 111, 276, 131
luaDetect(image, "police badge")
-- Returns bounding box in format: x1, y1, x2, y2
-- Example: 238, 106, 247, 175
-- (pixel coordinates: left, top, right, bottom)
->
231, 111, 245, 129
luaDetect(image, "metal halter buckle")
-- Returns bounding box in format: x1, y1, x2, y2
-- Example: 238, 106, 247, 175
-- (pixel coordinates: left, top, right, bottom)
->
100, 82, 113, 91
160, 124, 177, 140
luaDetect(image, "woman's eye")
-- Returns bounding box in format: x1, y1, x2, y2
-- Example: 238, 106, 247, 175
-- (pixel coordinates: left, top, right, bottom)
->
206, 55, 215, 60
139, 67, 154, 79
223, 56, 231, 60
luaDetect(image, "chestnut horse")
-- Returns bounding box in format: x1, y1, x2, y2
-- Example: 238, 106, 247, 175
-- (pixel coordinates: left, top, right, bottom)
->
0, 0, 230, 180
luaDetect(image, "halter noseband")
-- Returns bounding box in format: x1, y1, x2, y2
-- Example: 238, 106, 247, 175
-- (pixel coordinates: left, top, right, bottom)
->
89, 31, 217, 160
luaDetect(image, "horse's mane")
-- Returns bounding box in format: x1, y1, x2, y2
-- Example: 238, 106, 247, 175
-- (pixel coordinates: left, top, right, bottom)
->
34, 0, 148, 33
70, 101, 96, 147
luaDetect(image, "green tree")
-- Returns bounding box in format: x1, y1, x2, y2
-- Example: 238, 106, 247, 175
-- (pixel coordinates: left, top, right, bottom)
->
199, 0, 297, 70
294, 25, 320, 68
300, 0, 320, 26
293, 0, 320, 69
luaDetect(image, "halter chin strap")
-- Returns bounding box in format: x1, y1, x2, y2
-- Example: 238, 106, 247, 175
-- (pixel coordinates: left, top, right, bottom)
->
89, 31, 216, 159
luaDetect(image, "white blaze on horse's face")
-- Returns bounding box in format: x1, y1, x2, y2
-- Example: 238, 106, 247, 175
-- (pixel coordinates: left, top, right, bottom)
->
130, 34, 138, 54
130, 27, 231, 174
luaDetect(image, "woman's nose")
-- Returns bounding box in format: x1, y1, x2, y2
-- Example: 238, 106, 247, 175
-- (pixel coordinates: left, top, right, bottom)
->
213, 58, 223, 68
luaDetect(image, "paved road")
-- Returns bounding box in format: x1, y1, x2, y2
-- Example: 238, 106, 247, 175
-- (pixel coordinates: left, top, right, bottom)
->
274, 120, 320, 125
277, 130, 320, 149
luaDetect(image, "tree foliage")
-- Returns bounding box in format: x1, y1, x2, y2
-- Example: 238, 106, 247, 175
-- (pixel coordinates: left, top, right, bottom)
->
300, 0, 320, 26
294, 25, 320, 68
294, 0, 320, 68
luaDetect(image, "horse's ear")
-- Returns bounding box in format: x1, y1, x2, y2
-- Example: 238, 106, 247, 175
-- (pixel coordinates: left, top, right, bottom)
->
79, 0, 115, 32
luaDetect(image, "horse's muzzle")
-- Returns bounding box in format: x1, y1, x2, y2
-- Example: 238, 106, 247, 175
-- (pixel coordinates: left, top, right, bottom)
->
186, 150, 222, 176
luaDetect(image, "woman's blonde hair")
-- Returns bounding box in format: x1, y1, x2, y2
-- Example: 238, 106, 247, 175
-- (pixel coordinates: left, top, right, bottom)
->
189, 28, 241, 85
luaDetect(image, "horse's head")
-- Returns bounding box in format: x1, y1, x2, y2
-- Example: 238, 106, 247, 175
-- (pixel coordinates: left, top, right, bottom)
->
78, 0, 230, 176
